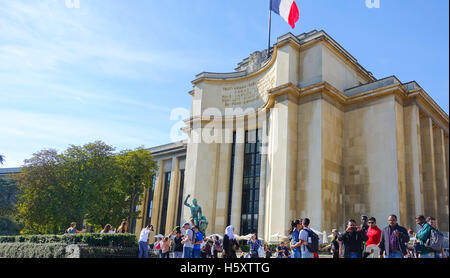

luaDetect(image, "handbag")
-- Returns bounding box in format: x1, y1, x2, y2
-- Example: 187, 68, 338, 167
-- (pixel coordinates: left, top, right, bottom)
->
258, 246, 265, 258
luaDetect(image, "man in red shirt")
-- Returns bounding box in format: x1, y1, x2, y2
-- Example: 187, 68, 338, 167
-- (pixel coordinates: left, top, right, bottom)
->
364, 217, 382, 258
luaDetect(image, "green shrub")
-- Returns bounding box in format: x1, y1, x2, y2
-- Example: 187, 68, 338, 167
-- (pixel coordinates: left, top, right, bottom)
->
240, 245, 250, 252
0, 234, 137, 247
0, 243, 67, 258
0, 243, 142, 258
269, 244, 278, 253
0, 236, 16, 243
78, 246, 139, 258
0, 217, 21, 236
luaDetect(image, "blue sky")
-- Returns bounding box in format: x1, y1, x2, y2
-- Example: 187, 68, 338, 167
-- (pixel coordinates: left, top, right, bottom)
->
0, 0, 448, 168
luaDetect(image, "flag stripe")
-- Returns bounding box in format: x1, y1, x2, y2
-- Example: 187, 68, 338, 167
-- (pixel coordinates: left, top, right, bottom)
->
270, 0, 299, 29
288, 1, 300, 29
279, 0, 293, 22
270, 0, 281, 15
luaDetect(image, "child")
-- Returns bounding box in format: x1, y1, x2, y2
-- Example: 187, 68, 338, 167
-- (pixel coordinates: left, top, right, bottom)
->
276, 241, 289, 258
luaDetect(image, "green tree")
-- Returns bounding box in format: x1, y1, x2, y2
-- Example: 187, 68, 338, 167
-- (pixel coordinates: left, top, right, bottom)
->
61, 141, 122, 229
0, 176, 22, 235
14, 149, 67, 234
0, 216, 21, 235
13, 142, 158, 235
0, 154, 4, 164
0, 176, 18, 216
116, 147, 158, 232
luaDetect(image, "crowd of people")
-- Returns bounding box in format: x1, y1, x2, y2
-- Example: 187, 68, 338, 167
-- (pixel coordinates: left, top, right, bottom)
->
65, 220, 129, 234
136, 214, 448, 259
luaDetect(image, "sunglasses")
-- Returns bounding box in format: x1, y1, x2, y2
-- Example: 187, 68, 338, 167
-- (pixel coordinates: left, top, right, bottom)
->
368, 222, 375, 224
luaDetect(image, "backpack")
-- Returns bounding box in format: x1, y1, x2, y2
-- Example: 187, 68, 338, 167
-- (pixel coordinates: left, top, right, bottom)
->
305, 229, 320, 253
425, 227, 444, 252
188, 229, 195, 244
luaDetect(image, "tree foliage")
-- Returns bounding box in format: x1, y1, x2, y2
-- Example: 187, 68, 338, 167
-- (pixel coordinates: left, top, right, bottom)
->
115, 147, 158, 231
13, 142, 158, 235
0, 176, 18, 217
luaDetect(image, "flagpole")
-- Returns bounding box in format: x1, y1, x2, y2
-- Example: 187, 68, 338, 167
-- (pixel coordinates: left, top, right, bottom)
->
267, 0, 272, 58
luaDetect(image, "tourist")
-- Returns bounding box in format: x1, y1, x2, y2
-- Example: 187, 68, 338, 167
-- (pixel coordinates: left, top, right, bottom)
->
223, 225, 240, 258
116, 220, 128, 233
379, 214, 409, 258
285, 242, 292, 258
212, 236, 222, 258
160, 237, 171, 258
406, 228, 417, 258
427, 217, 447, 259
276, 241, 289, 258
414, 215, 435, 258
264, 243, 272, 258
338, 219, 368, 258
138, 224, 153, 258
364, 217, 381, 258
66, 222, 85, 234
200, 237, 207, 257
181, 222, 194, 258
299, 218, 318, 258
192, 226, 203, 258
100, 224, 115, 234
172, 229, 184, 258
247, 233, 262, 258
201, 239, 213, 258
360, 215, 369, 234
360, 215, 369, 255
319, 229, 340, 259
154, 237, 162, 257
290, 219, 303, 258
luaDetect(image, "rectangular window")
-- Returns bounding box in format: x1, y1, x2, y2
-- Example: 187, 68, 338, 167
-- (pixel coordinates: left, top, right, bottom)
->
227, 132, 236, 227
159, 172, 171, 235
240, 129, 262, 235
145, 175, 156, 226
176, 169, 185, 227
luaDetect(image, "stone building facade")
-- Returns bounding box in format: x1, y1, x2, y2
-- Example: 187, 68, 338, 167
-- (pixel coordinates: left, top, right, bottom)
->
135, 30, 449, 242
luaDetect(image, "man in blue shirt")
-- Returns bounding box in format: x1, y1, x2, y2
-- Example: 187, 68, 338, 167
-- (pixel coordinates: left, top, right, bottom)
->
192, 226, 203, 258
247, 233, 262, 258
299, 218, 314, 258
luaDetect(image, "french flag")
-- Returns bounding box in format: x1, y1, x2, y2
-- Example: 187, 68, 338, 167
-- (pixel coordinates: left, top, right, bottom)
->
270, 0, 300, 29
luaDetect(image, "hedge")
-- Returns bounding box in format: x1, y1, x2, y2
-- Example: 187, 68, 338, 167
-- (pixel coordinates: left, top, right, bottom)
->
0, 243, 67, 258
78, 246, 140, 258
0, 243, 142, 258
0, 234, 137, 247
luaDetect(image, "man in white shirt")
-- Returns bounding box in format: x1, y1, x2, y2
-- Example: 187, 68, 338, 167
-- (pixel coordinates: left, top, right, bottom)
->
181, 222, 194, 258
138, 225, 154, 258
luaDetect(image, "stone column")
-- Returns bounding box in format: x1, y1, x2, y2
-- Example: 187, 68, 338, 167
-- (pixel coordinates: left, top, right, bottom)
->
258, 118, 268, 240
433, 126, 449, 231
150, 160, 164, 239
445, 134, 449, 194
230, 129, 245, 234
403, 105, 424, 226
267, 93, 298, 240
419, 116, 438, 218
214, 140, 232, 235
165, 157, 180, 233
151, 161, 164, 235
